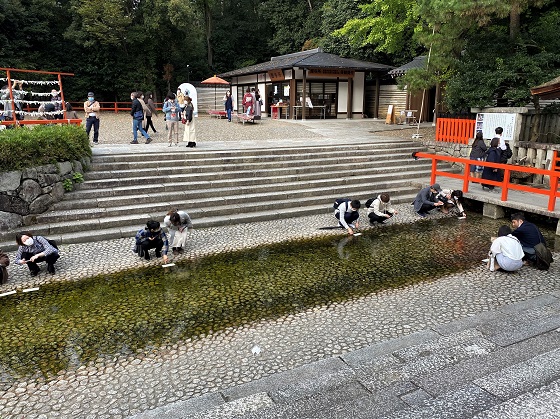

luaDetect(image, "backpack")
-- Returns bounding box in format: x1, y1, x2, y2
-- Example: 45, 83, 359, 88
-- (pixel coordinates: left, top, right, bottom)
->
500, 143, 513, 163
534, 242, 553, 270
365, 198, 375, 208
333, 198, 350, 210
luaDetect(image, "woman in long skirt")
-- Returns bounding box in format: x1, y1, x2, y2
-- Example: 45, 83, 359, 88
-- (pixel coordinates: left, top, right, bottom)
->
182, 96, 196, 146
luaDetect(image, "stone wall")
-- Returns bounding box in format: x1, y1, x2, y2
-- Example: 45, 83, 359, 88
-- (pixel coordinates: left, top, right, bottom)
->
0, 158, 90, 231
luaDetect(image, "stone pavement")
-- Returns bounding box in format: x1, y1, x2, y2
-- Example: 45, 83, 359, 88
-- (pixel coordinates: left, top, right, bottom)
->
1, 206, 559, 418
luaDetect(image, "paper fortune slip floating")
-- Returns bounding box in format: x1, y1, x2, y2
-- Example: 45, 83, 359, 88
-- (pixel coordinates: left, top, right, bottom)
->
161, 263, 176, 268
0, 290, 17, 297
353, 233, 362, 236
22, 287, 40, 293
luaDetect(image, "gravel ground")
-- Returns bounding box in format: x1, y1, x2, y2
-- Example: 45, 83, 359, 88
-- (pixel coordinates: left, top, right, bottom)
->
81, 112, 436, 145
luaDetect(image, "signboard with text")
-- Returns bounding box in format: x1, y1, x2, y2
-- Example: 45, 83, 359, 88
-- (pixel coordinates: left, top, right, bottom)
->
307, 68, 355, 78
268, 70, 285, 82
475, 113, 518, 142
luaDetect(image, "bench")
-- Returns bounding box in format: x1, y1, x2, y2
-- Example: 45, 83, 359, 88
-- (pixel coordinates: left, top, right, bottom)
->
207, 110, 227, 118
233, 114, 260, 125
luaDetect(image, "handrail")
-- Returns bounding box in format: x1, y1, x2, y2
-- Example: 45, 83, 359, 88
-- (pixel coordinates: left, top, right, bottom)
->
413, 151, 560, 211
1, 119, 82, 126
67, 101, 163, 113
435, 118, 476, 144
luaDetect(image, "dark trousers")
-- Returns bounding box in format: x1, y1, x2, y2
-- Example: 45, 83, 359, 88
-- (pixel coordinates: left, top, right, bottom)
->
86, 116, 100, 142
144, 116, 157, 133
418, 203, 436, 214
368, 212, 393, 223
140, 238, 163, 260
335, 211, 359, 227
21, 251, 59, 274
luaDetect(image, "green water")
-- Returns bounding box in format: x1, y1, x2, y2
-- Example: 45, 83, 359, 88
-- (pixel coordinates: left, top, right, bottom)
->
0, 215, 555, 382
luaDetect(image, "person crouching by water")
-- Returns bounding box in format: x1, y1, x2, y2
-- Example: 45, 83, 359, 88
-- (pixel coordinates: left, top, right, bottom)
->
14, 232, 59, 276
487, 225, 524, 272
334, 199, 361, 235
134, 220, 169, 263
163, 209, 193, 255
436, 189, 467, 219
1, 248, 10, 284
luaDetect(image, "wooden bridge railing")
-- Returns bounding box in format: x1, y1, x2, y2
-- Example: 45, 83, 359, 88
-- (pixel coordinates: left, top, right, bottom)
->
413, 150, 560, 211
435, 118, 476, 144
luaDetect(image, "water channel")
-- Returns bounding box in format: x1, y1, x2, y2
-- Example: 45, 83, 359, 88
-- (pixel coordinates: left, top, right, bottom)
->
0, 214, 556, 385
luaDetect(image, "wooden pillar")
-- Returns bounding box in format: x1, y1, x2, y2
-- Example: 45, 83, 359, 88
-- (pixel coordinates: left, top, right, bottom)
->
302, 70, 307, 121
374, 75, 380, 119
346, 77, 353, 119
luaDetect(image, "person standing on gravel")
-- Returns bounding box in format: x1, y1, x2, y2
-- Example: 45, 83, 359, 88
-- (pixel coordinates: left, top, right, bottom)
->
144, 91, 158, 134
182, 95, 196, 147
162, 93, 180, 146
83, 92, 100, 145
130, 92, 152, 144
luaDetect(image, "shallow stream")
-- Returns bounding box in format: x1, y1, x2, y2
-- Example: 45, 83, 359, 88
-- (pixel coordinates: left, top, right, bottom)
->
0, 215, 556, 383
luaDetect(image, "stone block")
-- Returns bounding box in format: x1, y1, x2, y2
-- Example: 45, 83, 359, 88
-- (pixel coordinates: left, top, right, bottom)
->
52, 182, 65, 201
58, 161, 73, 176
483, 203, 505, 219
0, 170, 21, 193
37, 173, 61, 187
0, 194, 28, 215
28, 194, 54, 214
38, 163, 58, 174
0, 211, 23, 231
21, 167, 37, 180
19, 179, 42, 202
73, 160, 83, 173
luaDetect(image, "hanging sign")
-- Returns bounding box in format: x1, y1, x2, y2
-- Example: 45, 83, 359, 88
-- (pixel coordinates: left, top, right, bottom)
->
268, 70, 285, 82
307, 68, 355, 78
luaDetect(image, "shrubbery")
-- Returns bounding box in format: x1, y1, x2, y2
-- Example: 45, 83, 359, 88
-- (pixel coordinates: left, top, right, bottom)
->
0, 125, 91, 172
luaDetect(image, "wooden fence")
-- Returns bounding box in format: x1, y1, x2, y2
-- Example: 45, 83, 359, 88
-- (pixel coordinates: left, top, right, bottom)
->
519, 113, 560, 143
435, 118, 476, 144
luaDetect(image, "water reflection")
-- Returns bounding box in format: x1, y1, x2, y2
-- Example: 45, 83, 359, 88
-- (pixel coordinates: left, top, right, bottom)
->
0, 214, 555, 382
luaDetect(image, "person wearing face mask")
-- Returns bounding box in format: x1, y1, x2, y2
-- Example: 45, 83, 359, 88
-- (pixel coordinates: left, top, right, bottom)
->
84, 92, 101, 144
333, 199, 361, 235
14, 232, 60, 276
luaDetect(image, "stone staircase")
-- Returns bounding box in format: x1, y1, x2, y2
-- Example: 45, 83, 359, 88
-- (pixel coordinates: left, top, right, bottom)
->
0, 140, 437, 251
131, 293, 560, 418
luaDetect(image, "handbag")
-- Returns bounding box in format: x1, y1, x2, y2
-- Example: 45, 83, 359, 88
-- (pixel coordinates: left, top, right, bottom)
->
133, 110, 143, 120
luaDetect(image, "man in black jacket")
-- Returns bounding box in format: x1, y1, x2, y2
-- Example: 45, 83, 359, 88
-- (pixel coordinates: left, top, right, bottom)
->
510, 212, 546, 262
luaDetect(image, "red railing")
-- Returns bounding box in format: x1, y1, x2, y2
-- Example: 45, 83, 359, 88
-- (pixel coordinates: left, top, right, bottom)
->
68, 102, 163, 113
436, 118, 476, 144
414, 150, 560, 211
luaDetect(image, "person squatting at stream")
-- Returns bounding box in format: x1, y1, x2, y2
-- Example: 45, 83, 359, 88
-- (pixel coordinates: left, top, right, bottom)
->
0, 248, 9, 284
436, 189, 467, 219
163, 209, 193, 255
333, 198, 361, 235
14, 232, 60, 276
366, 193, 398, 224
134, 220, 169, 263
487, 225, 524, 272
413, 184, 444, 218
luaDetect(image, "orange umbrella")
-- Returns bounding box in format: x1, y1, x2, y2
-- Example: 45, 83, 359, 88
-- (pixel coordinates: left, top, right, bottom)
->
201, 75, 230, 108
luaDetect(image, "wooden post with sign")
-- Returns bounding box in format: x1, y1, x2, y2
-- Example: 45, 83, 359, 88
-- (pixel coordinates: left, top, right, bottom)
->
385, 105, 394, 124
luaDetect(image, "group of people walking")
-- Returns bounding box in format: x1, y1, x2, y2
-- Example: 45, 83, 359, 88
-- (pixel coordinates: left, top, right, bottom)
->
83, 89, 196, 147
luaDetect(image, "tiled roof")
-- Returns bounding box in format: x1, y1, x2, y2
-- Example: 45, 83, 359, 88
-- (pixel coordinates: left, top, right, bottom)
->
531, 76, 560, 100
388, 56, 427, 77
219, 48, 393, 78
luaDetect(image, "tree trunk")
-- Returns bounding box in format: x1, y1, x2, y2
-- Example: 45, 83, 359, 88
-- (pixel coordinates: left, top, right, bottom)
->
509, 2, 520, 39
529, 95, 540, 142
205, 1, 213, 68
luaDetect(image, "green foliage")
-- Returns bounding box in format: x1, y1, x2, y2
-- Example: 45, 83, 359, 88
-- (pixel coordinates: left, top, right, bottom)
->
62, 178, 74, 192
0, 125, 91, 172
72, 172, 84, 183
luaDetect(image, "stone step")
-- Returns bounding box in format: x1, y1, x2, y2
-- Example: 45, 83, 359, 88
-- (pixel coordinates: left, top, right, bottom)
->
0, 189, 418, 251
85, 149, 423, 179
84, 153, 426, 181
90, 141, 420, 164
55, 165, 432, 209
126, 294, 560, 418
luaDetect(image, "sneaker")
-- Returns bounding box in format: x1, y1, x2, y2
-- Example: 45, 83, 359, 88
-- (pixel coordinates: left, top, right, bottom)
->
93, 141, 98, 145
481, 258, 489, 263
417, 212, 427, 218
130, 140, 139, 144
145, 138, 152, 144
457, 215, 467, 220
47, 263, 55, 274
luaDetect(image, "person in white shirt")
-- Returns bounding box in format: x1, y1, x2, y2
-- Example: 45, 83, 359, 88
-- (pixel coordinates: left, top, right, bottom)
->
334, 199, 361, 235
494, 126, 505, 151
367, 193, 397, 224
488, 225, 524, 272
